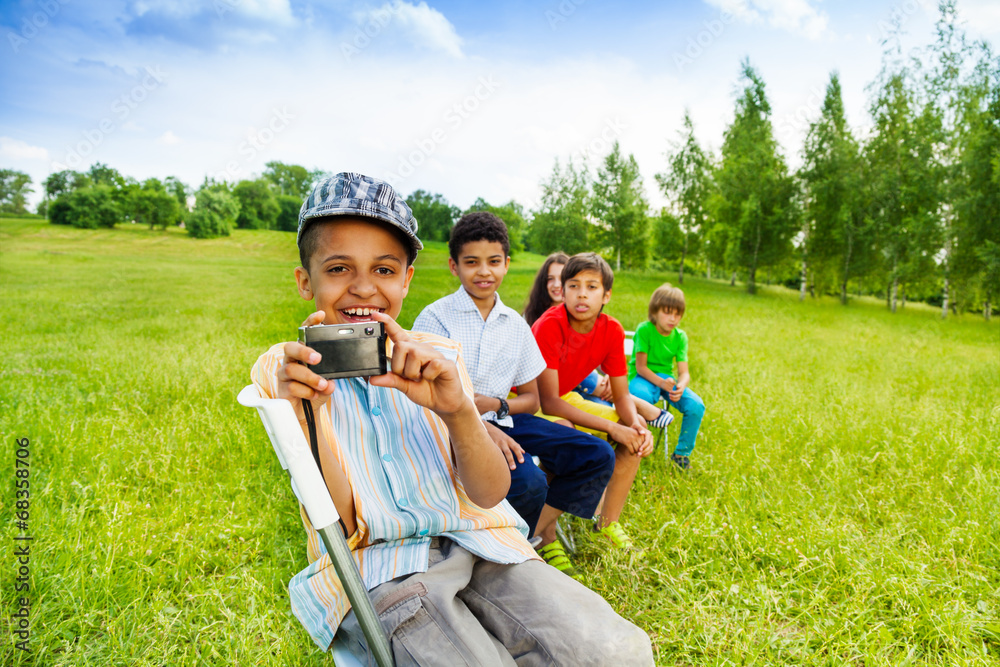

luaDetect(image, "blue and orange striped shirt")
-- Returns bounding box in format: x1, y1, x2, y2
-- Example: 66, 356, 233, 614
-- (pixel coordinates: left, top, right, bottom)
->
251, 332, 538, 650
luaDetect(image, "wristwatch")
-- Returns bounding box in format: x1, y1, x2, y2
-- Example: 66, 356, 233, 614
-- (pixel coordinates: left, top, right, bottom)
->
495, 397, 510, 420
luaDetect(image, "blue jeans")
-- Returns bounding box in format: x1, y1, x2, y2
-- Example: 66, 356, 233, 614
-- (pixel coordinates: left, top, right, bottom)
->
628, 374, 705, 457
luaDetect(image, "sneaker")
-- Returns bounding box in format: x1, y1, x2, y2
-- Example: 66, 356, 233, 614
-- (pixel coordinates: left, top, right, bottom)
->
670, 453, 691, 470
593, 521, 634, 551
647, 409, 674, 430
537, 540, 578, 577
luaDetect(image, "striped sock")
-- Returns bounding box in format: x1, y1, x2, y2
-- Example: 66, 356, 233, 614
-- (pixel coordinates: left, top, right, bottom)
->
647, 409, 674, 429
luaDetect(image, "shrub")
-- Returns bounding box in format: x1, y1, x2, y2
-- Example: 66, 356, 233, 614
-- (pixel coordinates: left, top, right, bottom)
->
47, 196, 73, 225
275, 194, 301, 232
48, 186, 121, 229
186, 189, 240, 239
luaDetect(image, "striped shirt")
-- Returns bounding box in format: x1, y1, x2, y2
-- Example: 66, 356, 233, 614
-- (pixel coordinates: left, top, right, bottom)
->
251, 332, 537, 651
413, 287, 546, 427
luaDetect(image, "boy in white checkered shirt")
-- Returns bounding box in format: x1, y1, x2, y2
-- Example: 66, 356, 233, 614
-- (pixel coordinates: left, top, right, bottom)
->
413, 211, 616, 577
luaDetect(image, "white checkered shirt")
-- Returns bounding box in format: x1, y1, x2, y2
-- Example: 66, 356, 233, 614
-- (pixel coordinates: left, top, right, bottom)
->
413, 287, 546, 427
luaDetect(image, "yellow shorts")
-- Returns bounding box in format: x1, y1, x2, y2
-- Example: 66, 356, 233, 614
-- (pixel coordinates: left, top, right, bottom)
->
536, 391, 621, 438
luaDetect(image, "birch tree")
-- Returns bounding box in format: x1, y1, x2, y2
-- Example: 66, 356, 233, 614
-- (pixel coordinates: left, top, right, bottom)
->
591, 141, 649, 270
800, 73, 875, 304
656, 111, 712, 284
712, 59, 797, 294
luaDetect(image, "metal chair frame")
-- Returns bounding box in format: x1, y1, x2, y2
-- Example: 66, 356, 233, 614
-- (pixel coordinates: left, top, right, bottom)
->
238, 385, 394, 667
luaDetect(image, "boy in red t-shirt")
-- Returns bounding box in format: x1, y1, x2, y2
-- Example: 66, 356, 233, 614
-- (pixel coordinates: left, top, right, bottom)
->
531, 252, 653, 550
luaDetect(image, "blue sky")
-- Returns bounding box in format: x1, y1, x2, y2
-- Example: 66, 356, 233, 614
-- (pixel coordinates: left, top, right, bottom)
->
1, 0, 997, 212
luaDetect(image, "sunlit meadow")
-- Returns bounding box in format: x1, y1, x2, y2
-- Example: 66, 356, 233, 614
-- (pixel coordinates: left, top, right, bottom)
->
1, 218, 997, 665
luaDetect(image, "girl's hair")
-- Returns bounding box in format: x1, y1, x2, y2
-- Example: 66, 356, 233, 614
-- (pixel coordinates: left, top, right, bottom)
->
523, 252, 570, 326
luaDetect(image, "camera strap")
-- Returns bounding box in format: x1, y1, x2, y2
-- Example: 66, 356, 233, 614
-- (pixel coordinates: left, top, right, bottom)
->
301, 400, 322, 476
301, 399, 349, 539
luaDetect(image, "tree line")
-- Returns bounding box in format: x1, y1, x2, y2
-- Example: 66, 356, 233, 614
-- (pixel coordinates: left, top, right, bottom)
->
524, 4, 997, 319
1, 3, 994, 317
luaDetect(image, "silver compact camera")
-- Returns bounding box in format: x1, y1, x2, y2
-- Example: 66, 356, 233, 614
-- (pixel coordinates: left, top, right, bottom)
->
298, 321, 388, 379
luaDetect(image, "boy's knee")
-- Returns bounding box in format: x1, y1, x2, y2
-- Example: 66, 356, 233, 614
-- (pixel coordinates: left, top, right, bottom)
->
680, 391, 705, 415
561, 603, 653, 666
613, 446, 642, 471
628, 378, 657, 405
508, 466, 547, 514
592, 439, 616, 476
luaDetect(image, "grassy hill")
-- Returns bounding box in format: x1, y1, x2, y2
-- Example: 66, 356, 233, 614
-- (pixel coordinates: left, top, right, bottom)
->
1, 218, 998, 665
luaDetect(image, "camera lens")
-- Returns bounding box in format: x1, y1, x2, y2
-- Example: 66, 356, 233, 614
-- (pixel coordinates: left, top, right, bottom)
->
365, 327, 374, 335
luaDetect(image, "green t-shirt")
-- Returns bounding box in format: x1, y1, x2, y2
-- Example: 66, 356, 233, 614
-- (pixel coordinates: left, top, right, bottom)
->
627, 320, 688, 382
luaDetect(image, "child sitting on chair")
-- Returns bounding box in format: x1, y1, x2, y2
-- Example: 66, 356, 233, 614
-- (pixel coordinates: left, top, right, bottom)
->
413, 213, 615, 577
523, 253, 672, 430
531, 252, 653, 551
628, 283, 706, 470
251, 173, 653, 666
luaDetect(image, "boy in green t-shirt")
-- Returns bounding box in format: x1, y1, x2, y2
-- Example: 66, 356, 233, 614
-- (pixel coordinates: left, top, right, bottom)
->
627, 283, 706, 470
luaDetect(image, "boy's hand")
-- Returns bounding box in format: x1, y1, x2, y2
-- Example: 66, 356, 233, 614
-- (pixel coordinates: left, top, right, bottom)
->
367, 311, 471, 416
610, 422, 651, 456
665, 378, 685, 403
484, 422, 525, 470
596, 375, 613, 402
278, 312, 336, 404
300, 310, 327, 328
629, 416, 654, 457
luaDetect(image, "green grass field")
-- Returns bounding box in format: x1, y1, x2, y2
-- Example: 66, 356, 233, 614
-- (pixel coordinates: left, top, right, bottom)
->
1, 218, 998, 665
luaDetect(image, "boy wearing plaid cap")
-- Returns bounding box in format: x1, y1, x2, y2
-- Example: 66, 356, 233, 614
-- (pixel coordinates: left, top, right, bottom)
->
251, 173, 652, 665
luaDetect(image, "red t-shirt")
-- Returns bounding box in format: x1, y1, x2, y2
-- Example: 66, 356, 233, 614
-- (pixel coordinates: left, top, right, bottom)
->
531, 304, 628, 397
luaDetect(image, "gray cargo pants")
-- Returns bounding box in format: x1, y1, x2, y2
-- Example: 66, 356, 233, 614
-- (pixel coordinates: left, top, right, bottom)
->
337, 537, 653, 666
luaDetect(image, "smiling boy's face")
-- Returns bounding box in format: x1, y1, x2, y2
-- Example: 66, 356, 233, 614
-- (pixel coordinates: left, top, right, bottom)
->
448, 239, 510, 307
294, 217, 415, 324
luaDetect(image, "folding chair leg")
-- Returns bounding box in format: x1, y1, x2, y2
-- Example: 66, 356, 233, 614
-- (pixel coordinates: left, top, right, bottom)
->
317, 525, 394, 667
555, 515, 576, 555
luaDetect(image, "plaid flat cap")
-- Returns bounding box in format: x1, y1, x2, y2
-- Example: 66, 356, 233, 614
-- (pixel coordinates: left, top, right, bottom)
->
297, 172, 423, 254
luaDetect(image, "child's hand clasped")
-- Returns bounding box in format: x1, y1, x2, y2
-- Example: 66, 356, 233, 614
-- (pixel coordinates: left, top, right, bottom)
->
610, 422, 652, 457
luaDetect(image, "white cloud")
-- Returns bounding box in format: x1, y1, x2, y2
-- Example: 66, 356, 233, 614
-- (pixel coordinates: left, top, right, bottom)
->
705, 0, 829, 40
956, 0, 1000, 40
0, 138, 49, 161
354, 1, 464, 58
157, 131, 181, 145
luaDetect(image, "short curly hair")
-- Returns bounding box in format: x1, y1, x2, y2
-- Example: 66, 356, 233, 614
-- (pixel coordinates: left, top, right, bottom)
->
448, 211, 510, 261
